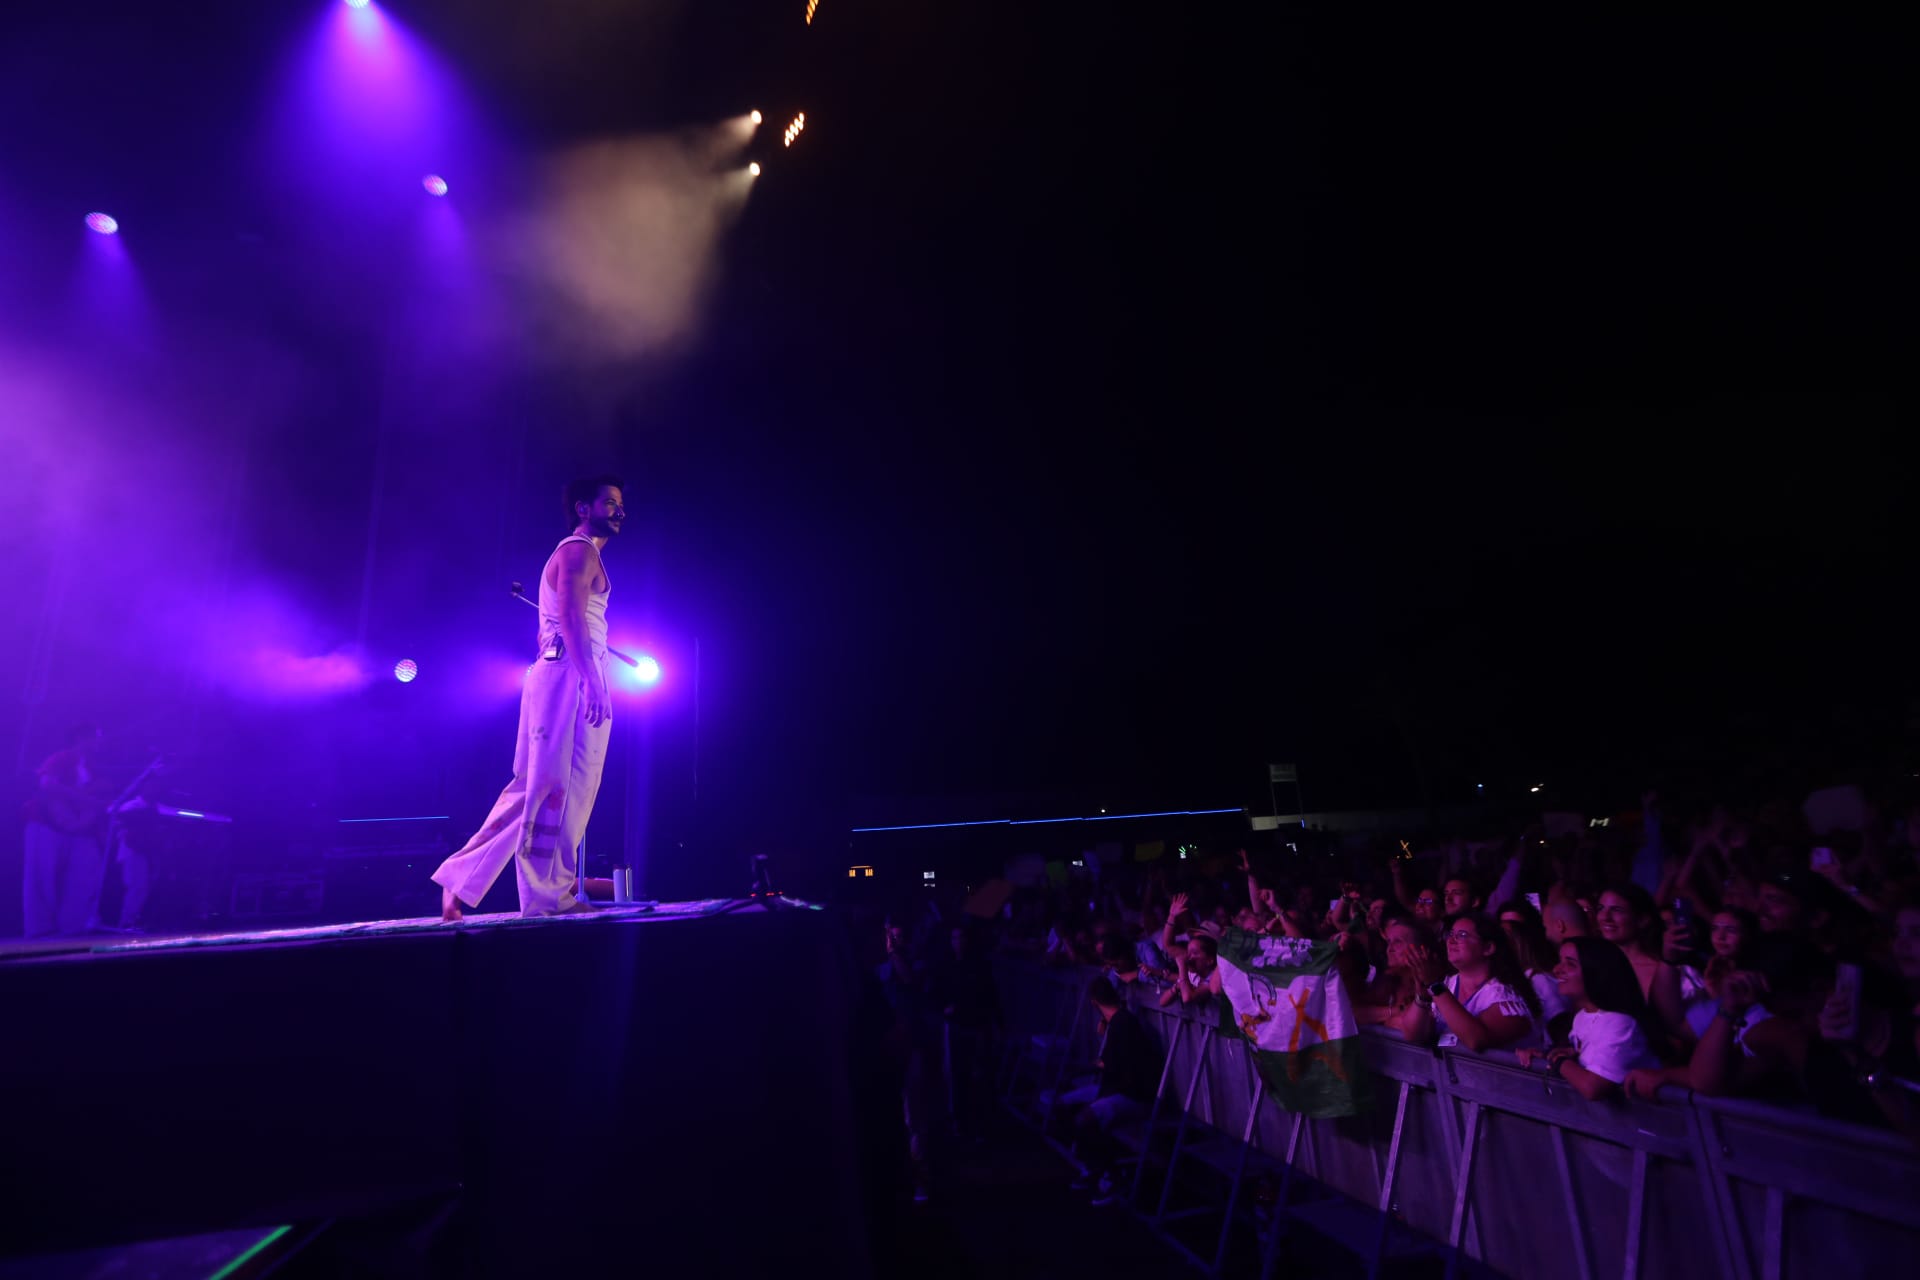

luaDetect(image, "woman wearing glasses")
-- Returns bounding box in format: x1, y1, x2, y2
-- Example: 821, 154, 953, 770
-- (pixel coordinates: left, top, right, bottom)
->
1405, 913, 1546, 1053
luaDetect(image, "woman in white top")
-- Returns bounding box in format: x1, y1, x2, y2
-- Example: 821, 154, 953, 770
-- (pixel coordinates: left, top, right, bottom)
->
1407, 913, 1545, 1053
1519, 938, 1666, 1100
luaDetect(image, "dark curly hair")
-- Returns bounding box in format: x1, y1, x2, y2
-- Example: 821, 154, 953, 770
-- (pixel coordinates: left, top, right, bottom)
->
562, 474, 625, 530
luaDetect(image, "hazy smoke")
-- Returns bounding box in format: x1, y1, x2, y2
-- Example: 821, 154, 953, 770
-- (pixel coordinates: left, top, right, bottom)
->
486, 127, 750, 366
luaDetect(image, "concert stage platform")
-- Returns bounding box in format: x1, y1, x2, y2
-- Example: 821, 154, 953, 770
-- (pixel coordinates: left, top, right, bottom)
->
0, 901, 877, 1278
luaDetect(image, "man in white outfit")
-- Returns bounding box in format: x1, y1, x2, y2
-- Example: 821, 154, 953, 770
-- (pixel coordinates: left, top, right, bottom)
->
432, 475, 624, 920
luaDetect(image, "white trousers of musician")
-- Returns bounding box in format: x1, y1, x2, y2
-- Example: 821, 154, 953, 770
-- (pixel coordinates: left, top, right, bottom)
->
431, 654, 611, 917
22, 821, 104, 938
114, 829, 151, 930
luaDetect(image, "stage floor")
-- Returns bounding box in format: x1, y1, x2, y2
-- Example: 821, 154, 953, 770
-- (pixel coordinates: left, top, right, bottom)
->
0, 894, 874, 1278
0, 896, 775, 965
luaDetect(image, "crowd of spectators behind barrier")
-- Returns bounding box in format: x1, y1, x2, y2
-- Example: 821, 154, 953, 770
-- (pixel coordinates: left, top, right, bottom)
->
855, 785, 1920, 1202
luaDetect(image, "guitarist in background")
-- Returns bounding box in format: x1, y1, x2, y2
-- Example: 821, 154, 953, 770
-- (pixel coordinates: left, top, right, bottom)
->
21, 723, 108, 938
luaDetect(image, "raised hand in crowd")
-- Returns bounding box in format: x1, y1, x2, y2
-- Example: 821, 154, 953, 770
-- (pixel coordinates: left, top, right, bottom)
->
1662, 914, 1697, 965
1405, 943, 1449, 990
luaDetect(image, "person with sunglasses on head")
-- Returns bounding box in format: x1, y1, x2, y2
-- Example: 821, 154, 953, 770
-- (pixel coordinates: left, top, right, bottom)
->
1405, 913, 1545, 1053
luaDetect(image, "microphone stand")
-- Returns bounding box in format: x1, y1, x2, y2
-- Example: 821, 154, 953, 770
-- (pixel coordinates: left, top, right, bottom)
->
94, 753, 168, 933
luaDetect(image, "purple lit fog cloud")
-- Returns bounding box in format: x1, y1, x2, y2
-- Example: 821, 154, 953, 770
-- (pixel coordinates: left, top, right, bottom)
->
0, 335, 376, 713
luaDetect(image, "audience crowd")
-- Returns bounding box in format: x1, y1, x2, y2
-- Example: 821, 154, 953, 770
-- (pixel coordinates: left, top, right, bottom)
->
1002, 787, 1920, 1132
861, 784, 1920, 1207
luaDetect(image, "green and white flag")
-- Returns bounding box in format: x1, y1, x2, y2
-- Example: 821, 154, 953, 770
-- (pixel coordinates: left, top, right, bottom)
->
1215, 929, 1372, 1119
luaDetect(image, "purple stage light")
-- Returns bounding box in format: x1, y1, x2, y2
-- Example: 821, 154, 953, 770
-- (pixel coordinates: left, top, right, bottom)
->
395, 658, 419, 683
634, 655, 661, 685
422, 174, 448, 196
85, 212, 119, 235
345, 0, 372, 8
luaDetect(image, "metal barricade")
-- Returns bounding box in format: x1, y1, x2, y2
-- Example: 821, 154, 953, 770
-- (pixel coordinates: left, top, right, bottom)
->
993, 960, 1098, 1124
1438, 1050, 1722, 1280
1002, 962, 1920, 1280
1691, 1092, 1920, 1280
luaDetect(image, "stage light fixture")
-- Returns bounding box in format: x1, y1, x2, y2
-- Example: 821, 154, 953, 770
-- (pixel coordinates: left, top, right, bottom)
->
634, 655, 662, 684
345, 0, 372, 8
422, 174, 448, 196
805, 0, 820, 24
748, 161, 761, 176
750, 109, 764, 125
85, 212, 119, 235
394, 659, 419, 683
783, 112, 806, 147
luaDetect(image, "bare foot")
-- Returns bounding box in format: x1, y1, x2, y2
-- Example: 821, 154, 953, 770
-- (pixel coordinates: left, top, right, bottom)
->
441, 887, 465, 923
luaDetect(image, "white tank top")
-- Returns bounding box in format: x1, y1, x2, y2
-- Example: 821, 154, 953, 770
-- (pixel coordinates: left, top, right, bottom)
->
537, 535, 610, 660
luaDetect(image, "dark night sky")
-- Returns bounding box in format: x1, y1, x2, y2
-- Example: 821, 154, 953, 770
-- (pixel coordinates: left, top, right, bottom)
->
690, 5, 1914, 823
2, 3, 1912, 892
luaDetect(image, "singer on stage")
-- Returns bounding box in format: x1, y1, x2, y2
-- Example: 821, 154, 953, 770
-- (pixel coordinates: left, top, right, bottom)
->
432, 475, 625, 920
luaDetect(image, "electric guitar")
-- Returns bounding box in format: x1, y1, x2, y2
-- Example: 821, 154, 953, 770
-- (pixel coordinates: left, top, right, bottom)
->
40, 754, 170, 837
41, 779, 112, 836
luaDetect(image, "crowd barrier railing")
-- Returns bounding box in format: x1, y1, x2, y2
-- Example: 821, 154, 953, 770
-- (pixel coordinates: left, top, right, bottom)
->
995, 959, 1920, 1280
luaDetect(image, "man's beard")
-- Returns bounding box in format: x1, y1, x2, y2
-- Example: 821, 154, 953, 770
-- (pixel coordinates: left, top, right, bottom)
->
589, 517, 621, 538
